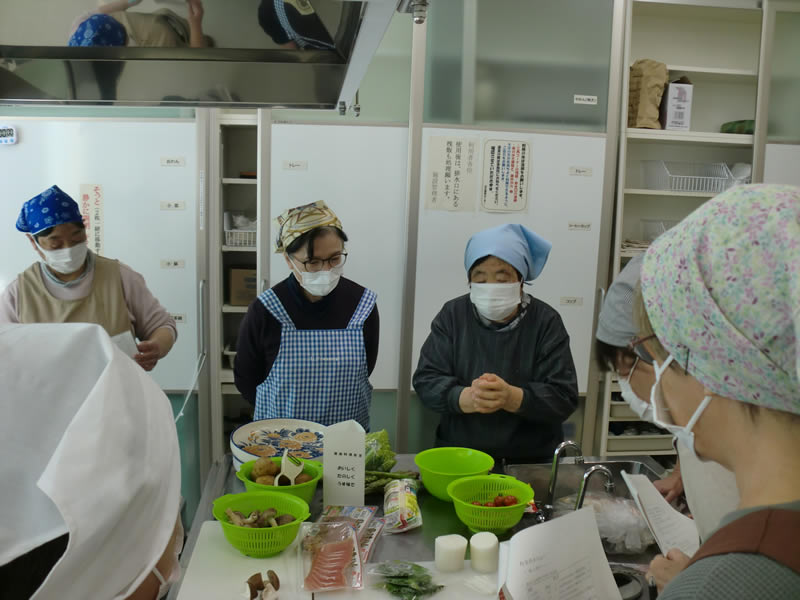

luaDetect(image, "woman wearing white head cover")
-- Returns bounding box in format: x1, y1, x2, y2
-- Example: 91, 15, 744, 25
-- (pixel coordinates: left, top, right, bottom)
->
636, 184, 800, 597
595, 256, 739, 545
0, 323, 182, 599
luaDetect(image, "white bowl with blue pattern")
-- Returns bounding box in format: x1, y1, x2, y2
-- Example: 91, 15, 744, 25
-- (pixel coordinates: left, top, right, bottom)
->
230, 418, 325, 470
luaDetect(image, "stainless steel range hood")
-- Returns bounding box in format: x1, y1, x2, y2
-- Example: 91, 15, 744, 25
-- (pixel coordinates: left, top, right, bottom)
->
0, 0, 422, 109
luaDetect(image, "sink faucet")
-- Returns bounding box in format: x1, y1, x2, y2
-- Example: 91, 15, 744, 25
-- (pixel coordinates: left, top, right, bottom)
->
575, 465, 616, 510
544, 441, 584, 508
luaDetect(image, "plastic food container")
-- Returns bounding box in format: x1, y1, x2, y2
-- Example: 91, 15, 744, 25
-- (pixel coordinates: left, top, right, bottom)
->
212, 491, 310, 558
236, 458, 323, 505
447, 474, 534, 534
414, 447, 494, 502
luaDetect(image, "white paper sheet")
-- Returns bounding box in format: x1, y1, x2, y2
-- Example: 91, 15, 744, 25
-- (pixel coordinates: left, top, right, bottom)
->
498, 508, 621, 600
110, 330, 138, 358
621, 471, 700, 557
323, 420, 366, 506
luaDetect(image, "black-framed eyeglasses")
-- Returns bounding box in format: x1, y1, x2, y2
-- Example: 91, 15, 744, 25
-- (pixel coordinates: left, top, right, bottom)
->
292, 252, 348, 272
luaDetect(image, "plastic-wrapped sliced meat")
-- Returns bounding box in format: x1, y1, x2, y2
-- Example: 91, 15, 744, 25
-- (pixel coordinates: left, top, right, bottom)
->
298, 521, 363, 592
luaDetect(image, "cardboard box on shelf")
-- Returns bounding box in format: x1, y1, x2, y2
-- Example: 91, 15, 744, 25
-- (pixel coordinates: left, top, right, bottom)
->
660, 78, 693, 131
229, 268, 257, 306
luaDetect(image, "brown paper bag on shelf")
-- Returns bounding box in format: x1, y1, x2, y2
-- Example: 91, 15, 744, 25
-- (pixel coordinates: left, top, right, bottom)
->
628, 59, 669, 129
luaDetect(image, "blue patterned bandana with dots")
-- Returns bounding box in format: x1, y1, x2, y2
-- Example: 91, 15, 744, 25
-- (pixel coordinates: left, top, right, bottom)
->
16, 185, 83, 234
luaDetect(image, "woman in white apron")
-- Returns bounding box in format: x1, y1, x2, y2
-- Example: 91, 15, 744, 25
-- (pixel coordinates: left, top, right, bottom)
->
234, 201, 379, 429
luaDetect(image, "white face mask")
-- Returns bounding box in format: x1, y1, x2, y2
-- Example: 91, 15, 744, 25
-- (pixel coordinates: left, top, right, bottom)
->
294, 263, 343, 297
152, 519, 184, 599
37, 241, 88, 274
470, 282, 521, 322
650, 354, 712, 461
618, 357, 653, 421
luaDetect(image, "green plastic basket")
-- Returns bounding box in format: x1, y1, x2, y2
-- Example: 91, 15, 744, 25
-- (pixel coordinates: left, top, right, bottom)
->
212, 491, 310, 558
447, 474, 534, 534
414, 447, 494, 502
236, 458, 323, 505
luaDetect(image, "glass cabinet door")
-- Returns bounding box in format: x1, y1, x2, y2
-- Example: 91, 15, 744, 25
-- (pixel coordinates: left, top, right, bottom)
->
424, 0, 614, 132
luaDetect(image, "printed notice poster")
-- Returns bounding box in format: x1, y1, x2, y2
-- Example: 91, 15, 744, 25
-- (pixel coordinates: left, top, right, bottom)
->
481, 140, 530, 213
79, 184, 104, 255
425, 136, 478, 212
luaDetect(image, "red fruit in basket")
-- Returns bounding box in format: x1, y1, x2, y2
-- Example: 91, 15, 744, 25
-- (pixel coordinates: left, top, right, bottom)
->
504, 495, 518, 506
471, 501, 482, 506
493, 495, 505, 506
484, 501, 495, 507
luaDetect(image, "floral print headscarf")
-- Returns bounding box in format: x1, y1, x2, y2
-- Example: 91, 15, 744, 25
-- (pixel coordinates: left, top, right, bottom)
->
640, 184, 800, 415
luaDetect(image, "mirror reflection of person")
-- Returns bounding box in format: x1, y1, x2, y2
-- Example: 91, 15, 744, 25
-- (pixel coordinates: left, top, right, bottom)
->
0, 185, 177, 372
413, 224, 579, 464
0, 322, 182, 600
258, 0, 335, 49
68, 0, 208, 48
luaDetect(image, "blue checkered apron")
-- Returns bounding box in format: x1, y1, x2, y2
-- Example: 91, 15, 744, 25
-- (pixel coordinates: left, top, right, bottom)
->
254, 287, 376, 429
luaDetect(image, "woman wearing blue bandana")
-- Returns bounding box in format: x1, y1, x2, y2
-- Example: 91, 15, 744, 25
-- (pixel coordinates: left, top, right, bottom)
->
68, 0, 208, 49
0, 185, 177, 372
413, 224, 579, 462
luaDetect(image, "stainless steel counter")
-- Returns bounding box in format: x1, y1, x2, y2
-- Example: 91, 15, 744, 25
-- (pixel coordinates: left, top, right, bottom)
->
170, 454, 660, 600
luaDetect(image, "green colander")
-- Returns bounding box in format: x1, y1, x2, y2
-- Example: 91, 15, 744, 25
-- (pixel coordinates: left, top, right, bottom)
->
236, 458, 323, 505
414, 447, 495, 502
212, 491, 310, 557
447, 474, 534, 534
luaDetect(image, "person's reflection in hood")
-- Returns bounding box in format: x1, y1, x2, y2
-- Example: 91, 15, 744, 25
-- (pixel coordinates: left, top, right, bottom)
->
258, 0, 335, 49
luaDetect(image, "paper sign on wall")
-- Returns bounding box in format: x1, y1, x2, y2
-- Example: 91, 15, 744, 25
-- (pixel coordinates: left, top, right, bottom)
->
481, 140, 530, 213
323, 420, 366, 507
79, 184, 104, 256
425, 136, 478, 212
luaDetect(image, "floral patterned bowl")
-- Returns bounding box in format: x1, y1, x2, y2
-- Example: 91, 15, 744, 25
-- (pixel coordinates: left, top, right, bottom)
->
230, 419, 325, 469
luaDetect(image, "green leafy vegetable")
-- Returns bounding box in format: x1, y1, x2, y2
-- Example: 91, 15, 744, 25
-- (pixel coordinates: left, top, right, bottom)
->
372, 561, 444, 600
364, 470, 418, 495
365, 430, 397, 472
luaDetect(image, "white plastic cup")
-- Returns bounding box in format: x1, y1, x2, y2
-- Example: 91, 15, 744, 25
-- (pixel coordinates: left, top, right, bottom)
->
435, 534, 468, 572
469, 531, 499, 573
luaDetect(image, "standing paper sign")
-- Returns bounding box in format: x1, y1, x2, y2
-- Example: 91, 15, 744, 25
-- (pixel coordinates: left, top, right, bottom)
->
323, 420, 366, 507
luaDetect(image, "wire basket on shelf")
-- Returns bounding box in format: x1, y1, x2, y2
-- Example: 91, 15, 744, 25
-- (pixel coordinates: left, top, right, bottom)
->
642, 160, 734, 194
224, 229, 256, 247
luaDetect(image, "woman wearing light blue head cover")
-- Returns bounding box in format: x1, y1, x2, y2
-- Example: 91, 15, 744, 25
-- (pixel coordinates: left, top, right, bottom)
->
413, 224, 579, 463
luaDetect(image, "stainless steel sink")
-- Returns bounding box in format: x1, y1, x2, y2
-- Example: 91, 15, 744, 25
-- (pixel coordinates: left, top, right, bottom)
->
504, 455, 666, 504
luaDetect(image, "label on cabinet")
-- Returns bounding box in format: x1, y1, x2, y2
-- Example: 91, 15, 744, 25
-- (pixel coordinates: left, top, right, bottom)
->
568, 222, 592, 232
283, 160, 308, 171
568, 166, 593, 177
170, 313, 187, 324
573, 94, 598, 105
560, 297, 584, 307
161, 157, 186, 167
160, 259, 185, 269
160, 200, 186, 210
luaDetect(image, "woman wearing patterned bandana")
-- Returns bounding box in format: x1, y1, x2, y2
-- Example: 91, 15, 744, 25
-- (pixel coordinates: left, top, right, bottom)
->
234, 201, 379, 429
68, 0, 208, 49
636, 184, 800, 598
0, 185, 177, 372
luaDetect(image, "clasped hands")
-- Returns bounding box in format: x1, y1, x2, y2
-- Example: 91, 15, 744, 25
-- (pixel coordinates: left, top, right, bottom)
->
459, 373, 523, 414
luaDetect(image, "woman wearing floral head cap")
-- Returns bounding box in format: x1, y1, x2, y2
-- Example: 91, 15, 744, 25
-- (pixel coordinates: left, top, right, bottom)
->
635, 184, 800, 597
234, 201, 379, 429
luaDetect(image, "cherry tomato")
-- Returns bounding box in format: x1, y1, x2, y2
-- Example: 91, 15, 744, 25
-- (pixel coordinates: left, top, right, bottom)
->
494, 495, 505, 506
471, 501, 482, 506
484, 501, 495, 507
504, 495, 518, 506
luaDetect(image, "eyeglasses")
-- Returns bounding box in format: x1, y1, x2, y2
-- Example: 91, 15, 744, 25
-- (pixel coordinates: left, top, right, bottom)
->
292, 252, 348, 272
